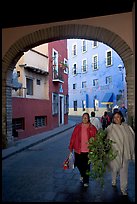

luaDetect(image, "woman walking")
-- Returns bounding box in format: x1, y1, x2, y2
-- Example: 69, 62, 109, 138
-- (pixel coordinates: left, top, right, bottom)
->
106, 111, 135, 196
68, 112, 97, 187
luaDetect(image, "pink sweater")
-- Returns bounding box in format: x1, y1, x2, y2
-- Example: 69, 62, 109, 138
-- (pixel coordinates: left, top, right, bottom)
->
69, 122, 97, 154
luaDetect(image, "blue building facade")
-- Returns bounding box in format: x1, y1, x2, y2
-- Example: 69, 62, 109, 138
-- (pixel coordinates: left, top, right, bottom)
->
67, 39, 127, 117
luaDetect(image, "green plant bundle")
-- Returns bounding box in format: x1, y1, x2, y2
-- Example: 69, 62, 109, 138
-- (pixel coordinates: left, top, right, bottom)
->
87, 129, 118, 187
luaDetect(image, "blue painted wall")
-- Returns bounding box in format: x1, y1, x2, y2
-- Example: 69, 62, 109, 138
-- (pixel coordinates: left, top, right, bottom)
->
67, 39, 127, 116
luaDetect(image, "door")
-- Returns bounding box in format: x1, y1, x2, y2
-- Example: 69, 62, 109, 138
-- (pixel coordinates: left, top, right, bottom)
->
59, 95, 64, 125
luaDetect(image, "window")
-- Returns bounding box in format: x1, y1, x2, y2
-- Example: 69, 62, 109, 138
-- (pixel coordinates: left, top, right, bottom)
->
73, 83, 76, 89
52, 93, 58, 115
17, 71, 20, 77
92, 41, 98, 48
52, 49, 58, 79
73, 63, 77, 75
106, 76, 112, 84
82, 100, 86, 111
93, 79, 99, 87
72, 44, 77, 56
82, 40, 87, 52
82, 81, 86, 88
63, 58, 69, 74
64, 95, 69, 114
26, 78, 33, 95
35, 116, 46, 127
92, 55, 98, 70
12, 117, 24, 130
73, 100, 77, 111
106, 50, 112, 66
82, 59, 87, 72
36, 79, 41, 85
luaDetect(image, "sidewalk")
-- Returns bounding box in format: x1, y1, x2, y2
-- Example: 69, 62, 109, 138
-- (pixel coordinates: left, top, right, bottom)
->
2, 120, 76, 160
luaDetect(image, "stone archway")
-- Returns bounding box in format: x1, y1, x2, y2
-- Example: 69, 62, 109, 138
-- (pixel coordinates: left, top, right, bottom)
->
2, 24, 134, 148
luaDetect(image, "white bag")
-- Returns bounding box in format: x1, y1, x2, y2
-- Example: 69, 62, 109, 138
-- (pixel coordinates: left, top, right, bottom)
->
68, 152, 75, 169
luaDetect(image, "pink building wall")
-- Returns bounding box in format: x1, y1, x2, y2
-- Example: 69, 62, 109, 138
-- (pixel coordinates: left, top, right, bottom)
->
12, 97, 51, 139
12, 39, 68, 139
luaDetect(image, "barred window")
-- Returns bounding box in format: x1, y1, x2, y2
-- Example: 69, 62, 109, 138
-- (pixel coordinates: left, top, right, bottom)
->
92, 55, 98, 70
35, 116, 46, 127
82, 40, 87, 52
82, 59, 87, 72
106, 50, 112, 66
12, 117, 24, 130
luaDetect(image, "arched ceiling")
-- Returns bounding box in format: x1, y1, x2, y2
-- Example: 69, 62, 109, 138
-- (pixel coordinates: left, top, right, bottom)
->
2, 24, 133, 71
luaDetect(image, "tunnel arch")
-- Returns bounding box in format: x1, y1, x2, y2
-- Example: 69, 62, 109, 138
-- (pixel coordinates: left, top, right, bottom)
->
3, 24, 133, 70
2, 24, 134, 148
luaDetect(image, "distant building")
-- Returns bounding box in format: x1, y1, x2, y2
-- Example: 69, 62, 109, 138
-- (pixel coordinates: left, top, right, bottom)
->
67, 39, 127, 117
12, 40, 68, 139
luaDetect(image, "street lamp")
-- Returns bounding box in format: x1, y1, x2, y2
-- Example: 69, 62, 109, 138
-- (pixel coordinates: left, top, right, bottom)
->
118, 64, 124, 71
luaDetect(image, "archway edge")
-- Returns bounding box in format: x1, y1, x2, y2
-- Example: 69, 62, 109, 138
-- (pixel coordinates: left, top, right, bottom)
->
2, 23, 133, 71
2, 12, 133, 68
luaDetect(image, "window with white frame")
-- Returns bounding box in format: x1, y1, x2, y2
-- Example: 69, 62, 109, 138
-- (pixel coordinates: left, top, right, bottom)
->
106, 76, 112, 84
72, 63, 77, 75
82, 40, 87, 52
92, 55, 98, 70
52, 49, 58, 78
72, 44, 77, 56
82, 81, 86, 88
106, 50, 112, 66
26, 77, 33, 95
82, 59, 87, 72
64, 95, 69, 114
52, 93, 58, 115
92, 41, 98, 48
93, 79, 99, 87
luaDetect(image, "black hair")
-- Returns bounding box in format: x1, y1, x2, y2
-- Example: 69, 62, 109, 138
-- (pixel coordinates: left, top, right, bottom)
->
112, 110, 125, 123
82, 112, 90, 123
91, 111, 95, 117
104, 111, 108, 116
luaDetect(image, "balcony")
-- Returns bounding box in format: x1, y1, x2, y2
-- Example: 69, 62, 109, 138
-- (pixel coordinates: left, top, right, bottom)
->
52, 68, 64, 83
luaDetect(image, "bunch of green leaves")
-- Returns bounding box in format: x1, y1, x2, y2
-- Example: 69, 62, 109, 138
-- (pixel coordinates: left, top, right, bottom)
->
87, 129, 118, 187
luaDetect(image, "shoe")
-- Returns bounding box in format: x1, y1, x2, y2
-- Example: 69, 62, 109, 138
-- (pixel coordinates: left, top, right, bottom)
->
80, 177, 83, 183
83, 183, 89, 187
112, 180, 116, 187
121, 190, 128, 196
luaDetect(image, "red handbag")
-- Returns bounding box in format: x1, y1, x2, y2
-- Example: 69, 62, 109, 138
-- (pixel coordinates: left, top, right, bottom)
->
63, 153, 75, 170
63, 157, 69, 170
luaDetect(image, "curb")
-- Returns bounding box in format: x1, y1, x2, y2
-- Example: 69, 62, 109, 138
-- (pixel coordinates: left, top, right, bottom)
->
2, 121, 76, 160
